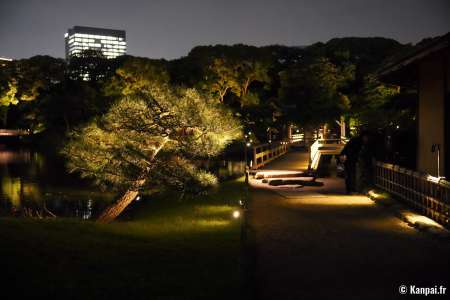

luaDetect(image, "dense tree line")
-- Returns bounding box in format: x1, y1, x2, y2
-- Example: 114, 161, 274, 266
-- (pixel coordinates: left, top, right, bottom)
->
0, 38, 420, 191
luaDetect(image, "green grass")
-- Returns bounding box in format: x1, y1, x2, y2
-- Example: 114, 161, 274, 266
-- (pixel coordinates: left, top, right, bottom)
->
0, 177, 247, 299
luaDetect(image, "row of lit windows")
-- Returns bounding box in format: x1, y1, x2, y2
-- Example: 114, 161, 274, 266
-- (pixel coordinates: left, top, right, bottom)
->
68, 33, 124, 41
68, 44, 125, 49
103, 44, 126, 49
69, 48, 125, 56
68, 38, 126, 45
69, 43, 126, 51
69, 42, 126, 49
103, 51, 124, 56
69, 44, 126, 50
70, 47, 126, 53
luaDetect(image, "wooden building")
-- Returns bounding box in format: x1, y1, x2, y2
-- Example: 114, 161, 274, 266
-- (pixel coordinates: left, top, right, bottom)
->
379, 33, 450, 178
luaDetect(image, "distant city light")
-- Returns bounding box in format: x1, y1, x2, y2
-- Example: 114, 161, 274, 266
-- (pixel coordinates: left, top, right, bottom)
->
65, 26, 126, 60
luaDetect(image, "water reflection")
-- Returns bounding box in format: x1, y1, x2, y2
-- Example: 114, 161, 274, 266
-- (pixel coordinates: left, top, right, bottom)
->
0, 145, 245, 219
199, 159, 246, 180
0, 146, 114, 219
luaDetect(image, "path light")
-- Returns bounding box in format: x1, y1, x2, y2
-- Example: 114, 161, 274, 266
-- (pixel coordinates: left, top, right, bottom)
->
232, 210, 241, 219
426, 175, 441, 183
403, 212, 442, 228
368, 190, 381, 199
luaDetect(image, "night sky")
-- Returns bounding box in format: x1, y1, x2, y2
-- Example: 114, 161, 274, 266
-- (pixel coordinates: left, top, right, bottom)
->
1, 0, 449, 60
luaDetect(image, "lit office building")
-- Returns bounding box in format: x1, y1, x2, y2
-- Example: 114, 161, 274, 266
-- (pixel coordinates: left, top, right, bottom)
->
65, 26, 126, 60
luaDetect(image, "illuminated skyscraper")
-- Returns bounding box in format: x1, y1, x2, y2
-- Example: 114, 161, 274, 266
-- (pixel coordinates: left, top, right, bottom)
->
65, 26, 126, 60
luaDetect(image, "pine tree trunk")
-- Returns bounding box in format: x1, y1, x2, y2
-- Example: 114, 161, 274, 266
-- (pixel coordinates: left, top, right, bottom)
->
97, 177, 148, 223
96, 138, 168, 223
96, 189, 139, 223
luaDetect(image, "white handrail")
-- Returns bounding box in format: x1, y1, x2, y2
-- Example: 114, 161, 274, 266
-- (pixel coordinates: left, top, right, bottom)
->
309, 138, 347, 171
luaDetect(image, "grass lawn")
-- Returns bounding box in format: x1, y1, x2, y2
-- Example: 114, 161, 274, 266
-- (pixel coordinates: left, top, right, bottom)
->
0, 177, 247, 299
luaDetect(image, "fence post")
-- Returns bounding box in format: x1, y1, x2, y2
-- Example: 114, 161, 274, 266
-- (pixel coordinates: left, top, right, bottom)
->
253, 146, 257, 168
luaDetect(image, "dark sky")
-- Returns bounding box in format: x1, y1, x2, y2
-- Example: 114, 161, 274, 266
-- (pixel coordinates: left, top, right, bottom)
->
1, 0, 449, 60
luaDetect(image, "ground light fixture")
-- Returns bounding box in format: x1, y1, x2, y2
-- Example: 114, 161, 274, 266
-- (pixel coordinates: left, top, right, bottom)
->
232, 210, 241, 219
368, 190, 382, 199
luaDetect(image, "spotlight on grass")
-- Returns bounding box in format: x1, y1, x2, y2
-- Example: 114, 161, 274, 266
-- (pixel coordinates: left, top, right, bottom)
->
232, 210, 241, 219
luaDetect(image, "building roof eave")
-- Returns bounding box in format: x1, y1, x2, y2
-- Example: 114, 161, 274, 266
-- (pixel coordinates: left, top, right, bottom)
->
377, 32, 450, 78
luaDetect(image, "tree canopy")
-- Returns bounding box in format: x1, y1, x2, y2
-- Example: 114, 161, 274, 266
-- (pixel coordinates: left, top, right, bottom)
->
278, 57, 354, 128
62, 63, 241, 221
0, 37, 415, 143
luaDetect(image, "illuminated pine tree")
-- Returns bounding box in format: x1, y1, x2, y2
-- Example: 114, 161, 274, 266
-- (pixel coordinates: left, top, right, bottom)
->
63, 62, 241, 222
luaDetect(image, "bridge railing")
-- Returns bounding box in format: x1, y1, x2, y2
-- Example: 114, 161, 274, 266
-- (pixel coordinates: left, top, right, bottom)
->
310, 138, 347, 170
251, 137, 347, 170
252, 141, 289, 169
0, 129, 31, 136
374, 161, 450, 228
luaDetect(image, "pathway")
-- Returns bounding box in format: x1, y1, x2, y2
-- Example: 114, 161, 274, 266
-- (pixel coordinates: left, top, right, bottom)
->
248, 150, 450, 299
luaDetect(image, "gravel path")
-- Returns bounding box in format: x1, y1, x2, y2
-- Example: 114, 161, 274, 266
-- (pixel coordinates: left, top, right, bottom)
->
248, 151, 450, 299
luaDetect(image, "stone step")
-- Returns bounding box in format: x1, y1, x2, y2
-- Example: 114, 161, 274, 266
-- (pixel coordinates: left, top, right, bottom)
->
263, 178, 324, 187
254, 170, 309, 179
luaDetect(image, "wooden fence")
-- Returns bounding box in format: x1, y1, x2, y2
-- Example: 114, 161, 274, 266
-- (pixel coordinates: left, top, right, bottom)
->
374, 161, 450, 228
252, 142, 289, 169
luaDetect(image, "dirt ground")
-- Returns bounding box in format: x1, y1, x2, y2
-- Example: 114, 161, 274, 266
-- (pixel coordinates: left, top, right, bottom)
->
247, 151, 450, 299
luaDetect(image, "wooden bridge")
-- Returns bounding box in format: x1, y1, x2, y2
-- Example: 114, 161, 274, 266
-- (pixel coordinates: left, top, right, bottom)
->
0, 129, 31, 137
251, 138, 346, 172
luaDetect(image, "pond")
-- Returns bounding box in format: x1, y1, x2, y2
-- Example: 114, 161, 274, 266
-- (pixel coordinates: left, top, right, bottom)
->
0, 144, 245, 219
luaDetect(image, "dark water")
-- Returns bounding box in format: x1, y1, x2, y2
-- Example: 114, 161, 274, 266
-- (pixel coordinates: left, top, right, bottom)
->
0, 145, 245, 219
